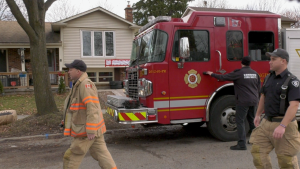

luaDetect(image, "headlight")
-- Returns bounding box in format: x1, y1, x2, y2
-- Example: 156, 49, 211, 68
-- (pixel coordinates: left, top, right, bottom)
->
138, 78, 152, 97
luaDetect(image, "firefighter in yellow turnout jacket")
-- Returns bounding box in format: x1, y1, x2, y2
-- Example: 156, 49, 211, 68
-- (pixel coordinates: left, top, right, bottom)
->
63, 60, 116, 169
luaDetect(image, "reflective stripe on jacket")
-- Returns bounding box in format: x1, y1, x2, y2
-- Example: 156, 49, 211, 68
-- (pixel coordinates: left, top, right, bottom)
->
63, 72, 106, 137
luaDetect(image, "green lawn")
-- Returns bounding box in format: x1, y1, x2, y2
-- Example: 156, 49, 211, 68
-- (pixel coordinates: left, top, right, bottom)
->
0, 93, 67, 115
0, 91, 130, 138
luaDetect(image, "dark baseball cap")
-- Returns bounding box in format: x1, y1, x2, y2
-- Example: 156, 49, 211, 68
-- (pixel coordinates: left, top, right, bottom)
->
65, 60, 87, 72
265, 48, 289, 62
241, 56, 251, 66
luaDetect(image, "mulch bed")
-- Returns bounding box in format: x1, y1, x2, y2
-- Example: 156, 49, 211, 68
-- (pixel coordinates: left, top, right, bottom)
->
0, 91, 141, 138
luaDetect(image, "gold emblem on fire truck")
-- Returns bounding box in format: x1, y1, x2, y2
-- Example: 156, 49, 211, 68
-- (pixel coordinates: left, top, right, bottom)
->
184, 69, 201, 88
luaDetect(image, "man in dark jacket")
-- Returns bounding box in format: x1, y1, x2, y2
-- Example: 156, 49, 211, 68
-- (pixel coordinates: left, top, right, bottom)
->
206, 56, 261, 150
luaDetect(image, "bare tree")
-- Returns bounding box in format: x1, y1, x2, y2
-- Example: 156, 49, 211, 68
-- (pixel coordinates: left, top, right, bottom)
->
46, 0, 80, 22
192, 0, 228, 8
0, 0, 9, 20
283, 5, 300, 28
6, 0, 59, 116
0, 0, 27, 21
238, 0, 286, 14
86, 0, 114, 11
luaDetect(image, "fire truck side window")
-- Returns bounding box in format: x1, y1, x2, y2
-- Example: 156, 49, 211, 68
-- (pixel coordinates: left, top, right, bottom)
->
226, 31, 243, 61
248, 31, 274, 61
172, 30, 210, 62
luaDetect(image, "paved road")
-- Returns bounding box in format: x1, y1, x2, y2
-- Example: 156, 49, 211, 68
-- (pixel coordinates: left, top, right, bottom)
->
1, 125, 299, 169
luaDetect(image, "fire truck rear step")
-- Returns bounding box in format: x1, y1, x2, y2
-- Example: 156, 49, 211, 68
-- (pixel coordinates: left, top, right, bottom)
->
170, 118, 202, 124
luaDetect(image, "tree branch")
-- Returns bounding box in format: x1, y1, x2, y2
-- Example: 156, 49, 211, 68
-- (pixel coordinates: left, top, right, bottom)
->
45, 0, 56, 12
6, 0, 36, 40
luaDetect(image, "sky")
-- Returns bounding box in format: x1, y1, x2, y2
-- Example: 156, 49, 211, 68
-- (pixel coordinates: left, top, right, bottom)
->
87, 0, 300, 18
50, 0, 300, 19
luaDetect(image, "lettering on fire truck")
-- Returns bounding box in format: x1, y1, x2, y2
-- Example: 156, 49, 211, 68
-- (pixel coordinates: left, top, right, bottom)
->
148, 70, 166, 74
259, 73, 269, 82
296, 49, 300, 57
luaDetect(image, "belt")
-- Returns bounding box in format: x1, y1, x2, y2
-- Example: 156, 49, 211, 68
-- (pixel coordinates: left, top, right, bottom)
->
264, 116, 296, 122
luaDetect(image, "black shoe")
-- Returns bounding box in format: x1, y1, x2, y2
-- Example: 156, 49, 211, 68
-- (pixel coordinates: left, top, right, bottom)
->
247, 140, 250, 144
230, 145, 247, 150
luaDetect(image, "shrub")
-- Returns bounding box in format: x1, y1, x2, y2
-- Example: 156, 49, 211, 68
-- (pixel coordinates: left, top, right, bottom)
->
58, 76, 66, 94
0, 80, 3, 95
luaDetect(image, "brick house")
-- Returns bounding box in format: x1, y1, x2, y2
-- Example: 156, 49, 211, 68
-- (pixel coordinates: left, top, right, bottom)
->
0, 21, 61, 87
0, 22, 61, 73
0, 4, 140, 89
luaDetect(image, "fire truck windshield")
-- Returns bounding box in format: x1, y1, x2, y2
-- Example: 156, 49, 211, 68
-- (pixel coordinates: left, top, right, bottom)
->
130, 29, 168, 66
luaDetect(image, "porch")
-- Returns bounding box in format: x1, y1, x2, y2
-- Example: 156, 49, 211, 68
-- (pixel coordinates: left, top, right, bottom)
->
0, 71, 69, 90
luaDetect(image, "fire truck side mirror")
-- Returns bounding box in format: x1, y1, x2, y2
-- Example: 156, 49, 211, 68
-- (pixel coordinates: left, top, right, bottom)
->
178, 37, 190, 69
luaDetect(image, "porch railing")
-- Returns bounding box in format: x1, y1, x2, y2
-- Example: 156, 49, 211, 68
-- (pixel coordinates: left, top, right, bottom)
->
0, 72, 69, 89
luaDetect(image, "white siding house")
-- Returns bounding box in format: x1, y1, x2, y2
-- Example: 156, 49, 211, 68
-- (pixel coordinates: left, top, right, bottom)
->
52, 6, 140, 88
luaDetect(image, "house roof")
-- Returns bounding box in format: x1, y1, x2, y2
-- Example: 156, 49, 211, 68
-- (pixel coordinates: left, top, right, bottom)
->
183, 7, 297, 23
0, 21, 61, 44
51, 6, 140, 31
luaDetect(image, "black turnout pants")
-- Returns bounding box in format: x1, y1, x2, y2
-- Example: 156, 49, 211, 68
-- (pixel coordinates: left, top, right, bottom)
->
235, 105, 256, 147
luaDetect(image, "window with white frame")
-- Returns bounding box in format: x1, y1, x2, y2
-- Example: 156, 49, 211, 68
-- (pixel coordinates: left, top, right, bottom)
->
87, 72, 97, 82
81, 30, 115, 57
87, 71, 114, 83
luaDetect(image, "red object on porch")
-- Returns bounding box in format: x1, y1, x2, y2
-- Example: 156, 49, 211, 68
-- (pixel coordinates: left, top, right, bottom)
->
10, 81, 16, 86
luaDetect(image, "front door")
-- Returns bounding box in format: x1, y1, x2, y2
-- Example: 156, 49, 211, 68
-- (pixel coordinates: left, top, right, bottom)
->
168, 28, 216, 121
47, 49, 56, 84
0, 50, 7, 72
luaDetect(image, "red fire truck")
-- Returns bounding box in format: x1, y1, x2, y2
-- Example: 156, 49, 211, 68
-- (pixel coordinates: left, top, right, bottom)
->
106, 11, 281, 141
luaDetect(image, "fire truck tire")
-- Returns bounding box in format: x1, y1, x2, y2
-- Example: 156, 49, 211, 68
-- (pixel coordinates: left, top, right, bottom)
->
207, 95, 249, 142
109, 81, 123, 89
110, 85, 123, 89
109, 81, 122, 86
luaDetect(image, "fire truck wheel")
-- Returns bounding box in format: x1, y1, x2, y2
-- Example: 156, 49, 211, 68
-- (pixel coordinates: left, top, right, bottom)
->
207, 95, 249, 142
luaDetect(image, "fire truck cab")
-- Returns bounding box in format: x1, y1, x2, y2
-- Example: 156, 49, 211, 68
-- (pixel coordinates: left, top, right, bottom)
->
106, 11, 289, 141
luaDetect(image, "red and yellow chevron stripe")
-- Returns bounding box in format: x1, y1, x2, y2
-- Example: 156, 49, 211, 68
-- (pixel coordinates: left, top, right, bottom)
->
107, 107, 115, 117
106, 107, 147, 121
119, 112, 147, 121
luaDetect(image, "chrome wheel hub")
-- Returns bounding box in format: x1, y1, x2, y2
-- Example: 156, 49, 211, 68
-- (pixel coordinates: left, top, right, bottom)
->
220, 107, 237, 132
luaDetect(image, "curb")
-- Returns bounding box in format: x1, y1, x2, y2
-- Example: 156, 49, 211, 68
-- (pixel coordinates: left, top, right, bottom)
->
0, 126, 179, 142
0, 133, 63, 142
0, 127, 145, 142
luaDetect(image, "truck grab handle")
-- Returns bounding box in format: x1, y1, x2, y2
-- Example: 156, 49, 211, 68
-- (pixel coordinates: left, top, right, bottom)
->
216, 50, 222, 70
203, 72, 208, 75
216, 50, 226, 74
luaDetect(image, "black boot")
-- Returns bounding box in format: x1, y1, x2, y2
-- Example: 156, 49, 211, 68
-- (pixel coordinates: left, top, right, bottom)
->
230, 145, 247, 150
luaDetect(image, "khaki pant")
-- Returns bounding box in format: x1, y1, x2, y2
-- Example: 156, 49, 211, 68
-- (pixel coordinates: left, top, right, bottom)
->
63, 135, 116, 169
250, 118, 300, 169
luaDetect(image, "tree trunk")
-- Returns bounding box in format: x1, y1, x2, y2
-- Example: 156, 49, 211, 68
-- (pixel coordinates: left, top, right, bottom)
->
30, 29, 59, 115
29, 1, 58, 115
6, 0, 59, 115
